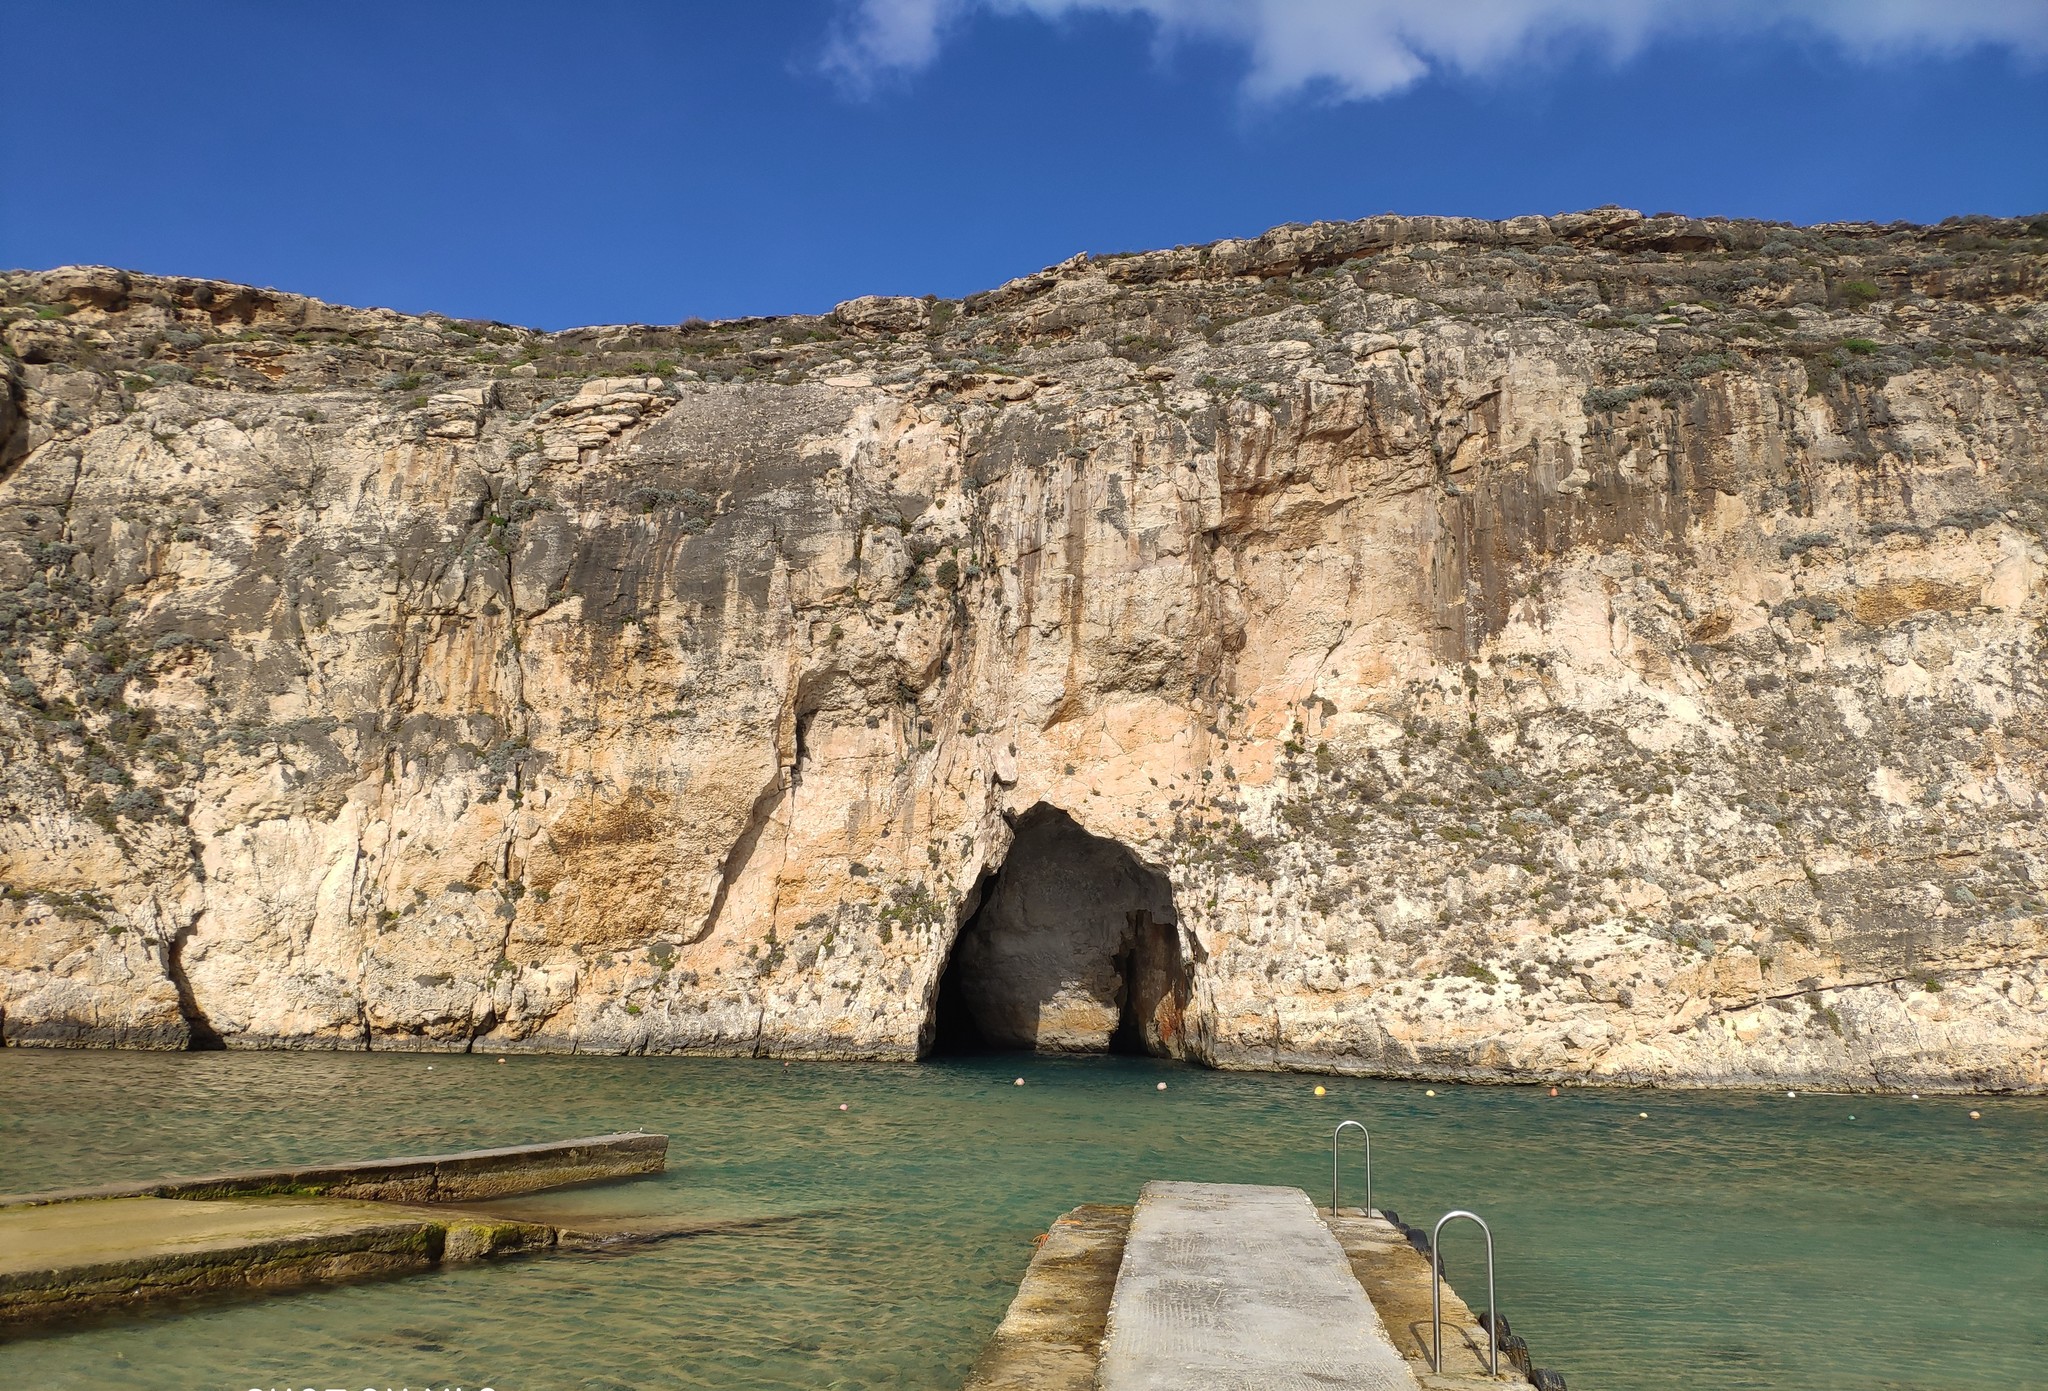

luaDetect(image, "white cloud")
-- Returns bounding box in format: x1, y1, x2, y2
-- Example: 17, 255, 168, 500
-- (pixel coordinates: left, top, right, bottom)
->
823, 0, 2048, 100
823, 0, 960, 82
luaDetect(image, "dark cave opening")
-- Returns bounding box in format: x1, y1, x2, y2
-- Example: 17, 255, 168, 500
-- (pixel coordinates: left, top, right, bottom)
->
1107, 941, 1149, 1057
925, 804, 1189, 1059
930, 938, 997, 1055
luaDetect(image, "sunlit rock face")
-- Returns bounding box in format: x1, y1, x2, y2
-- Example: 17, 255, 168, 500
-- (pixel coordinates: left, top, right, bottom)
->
2, 211, 2045, 1090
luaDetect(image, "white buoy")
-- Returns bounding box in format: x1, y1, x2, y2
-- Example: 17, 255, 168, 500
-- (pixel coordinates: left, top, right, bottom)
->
838, 1103, 849, 1111
1970, 1110, 1981, 1120
1425, 1089, 1436, 1097
1638, 1112, 1648, 1119
1157, 1081, 1168, 1091
1786, 1091, 1796, 1098
1911, 1093, 1920, 1100
1014, 1078, 1025, 1087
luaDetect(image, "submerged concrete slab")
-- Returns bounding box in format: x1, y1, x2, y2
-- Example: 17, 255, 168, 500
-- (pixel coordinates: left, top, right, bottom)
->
0, 1134, 680, 1334
0, 1196, 435, 1279
0, 1132, 667, 1208
0, 1196, 495, 1330
1097, 1182, 1422, 1391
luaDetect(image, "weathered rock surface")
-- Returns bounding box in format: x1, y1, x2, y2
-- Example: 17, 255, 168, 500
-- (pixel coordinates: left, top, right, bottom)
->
3, 208, 2046, 1089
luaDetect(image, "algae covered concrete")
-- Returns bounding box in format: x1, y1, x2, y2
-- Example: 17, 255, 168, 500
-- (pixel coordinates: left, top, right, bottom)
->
0, 1194, 441, 1276
0, 1131, 667, 1208
963, 1203, 1130, 1391
0, 1133, 670, 1333
0, 1195, 492, 1330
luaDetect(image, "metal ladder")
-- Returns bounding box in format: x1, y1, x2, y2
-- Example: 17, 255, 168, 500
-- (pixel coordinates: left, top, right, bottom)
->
1331, 1119, 1370, 1216
1323, 1123, 1523, 1383
1431, 1209, 1499, 1378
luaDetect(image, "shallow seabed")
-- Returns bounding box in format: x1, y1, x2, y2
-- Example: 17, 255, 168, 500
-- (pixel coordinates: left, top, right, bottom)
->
1, 1050, 2042, 1391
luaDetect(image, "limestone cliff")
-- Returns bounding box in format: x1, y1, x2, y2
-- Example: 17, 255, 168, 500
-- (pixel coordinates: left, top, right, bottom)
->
3, 209, 2046, 1091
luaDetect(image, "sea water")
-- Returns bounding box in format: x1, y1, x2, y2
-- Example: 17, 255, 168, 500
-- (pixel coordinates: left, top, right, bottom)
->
2, 1049, 2042, 1391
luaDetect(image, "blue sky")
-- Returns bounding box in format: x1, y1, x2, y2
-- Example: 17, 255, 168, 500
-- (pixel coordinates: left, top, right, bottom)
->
3, 1, 2043, 328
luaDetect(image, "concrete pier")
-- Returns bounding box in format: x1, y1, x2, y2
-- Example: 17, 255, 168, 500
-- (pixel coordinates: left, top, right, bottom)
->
968, 1184, 1545, 1390
1099, 1181, 1422, 1391
0, 1134, 670, 1333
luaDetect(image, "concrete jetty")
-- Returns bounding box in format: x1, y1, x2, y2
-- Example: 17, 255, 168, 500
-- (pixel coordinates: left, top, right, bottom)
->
967, 1183, 1554, 1391
1099, 1182, 1422, 1391
0, 1133, 669, 1333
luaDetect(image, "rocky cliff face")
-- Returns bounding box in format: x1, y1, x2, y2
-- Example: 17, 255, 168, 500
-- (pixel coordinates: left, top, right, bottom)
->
3, 209, 2046, 1090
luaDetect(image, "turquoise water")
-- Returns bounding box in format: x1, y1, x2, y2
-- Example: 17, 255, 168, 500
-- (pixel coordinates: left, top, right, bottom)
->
1, 1050, 2042, 1391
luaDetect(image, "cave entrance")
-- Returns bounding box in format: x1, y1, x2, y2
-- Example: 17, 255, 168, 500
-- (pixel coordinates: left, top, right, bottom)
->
927, 804, 1189, 1058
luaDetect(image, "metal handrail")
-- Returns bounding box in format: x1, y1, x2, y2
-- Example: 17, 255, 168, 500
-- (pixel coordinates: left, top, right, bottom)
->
1431, 1209, 1498, 1377
1332, 1120, 1370, 1216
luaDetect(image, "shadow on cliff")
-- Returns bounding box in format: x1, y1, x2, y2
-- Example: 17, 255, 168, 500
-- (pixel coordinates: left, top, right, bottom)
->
166, 923, 225, 1050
